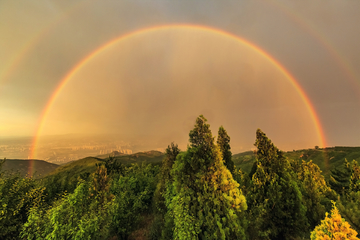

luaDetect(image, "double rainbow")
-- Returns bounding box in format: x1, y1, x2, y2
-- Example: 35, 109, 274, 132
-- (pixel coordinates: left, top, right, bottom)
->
28, 24, 327, 176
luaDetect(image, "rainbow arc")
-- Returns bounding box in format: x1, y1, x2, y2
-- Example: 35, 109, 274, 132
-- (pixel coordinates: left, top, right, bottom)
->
28, 24, 327, 176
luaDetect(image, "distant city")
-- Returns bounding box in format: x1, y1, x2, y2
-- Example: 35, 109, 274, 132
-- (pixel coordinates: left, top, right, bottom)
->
0, 134, 165, 164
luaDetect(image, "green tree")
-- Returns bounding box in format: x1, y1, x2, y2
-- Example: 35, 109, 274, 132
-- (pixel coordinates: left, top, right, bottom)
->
167, 115, 247, 240
329, 159, 352, 195
217, 126, 235, 174
0, 174, 43, 240
110, 163, 159, 239
22, 165, 114, 240
294, 160, 334, 229
233, 168, 251, 196
104, 156, 124, 175
349, 160, 360, 193
247, 129, 307, 239
337, 160, 360, 231
151, 143, 180, 239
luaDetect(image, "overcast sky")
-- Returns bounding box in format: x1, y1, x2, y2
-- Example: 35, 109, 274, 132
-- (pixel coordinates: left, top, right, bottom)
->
0, 0, 359, 153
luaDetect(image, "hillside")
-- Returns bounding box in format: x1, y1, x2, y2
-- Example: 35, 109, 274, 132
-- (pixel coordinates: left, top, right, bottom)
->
96, 150, 126, 159
45, 150, 165, 182
47, 156, 103, 178
110, 150, 164, 164
233, 146, 360, 178
1, 159, 59, 178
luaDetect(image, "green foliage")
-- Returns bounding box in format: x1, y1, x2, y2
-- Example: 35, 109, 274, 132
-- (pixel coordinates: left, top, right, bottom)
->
294, 160, 334, 229
0, 174, 44, 240
217, 126, 235, 174
350, 160, 360, 192
0, 159, 59, 178
338, 191, 360, 232
151, 143, 180, 239
167, 115, 247, 240
153, 142, 180, 214
41, 157, 103, 199
311, 202, 359, 240
110, 162, 159, 239
233, 168, 250, 196
330, 159, 354, 195
104, 156, 125, 175
234, 147, 360, 180
337, 160, 360, 232
247, 129, 308, 239
22, 165, 114, 240
0, 158, 5, 173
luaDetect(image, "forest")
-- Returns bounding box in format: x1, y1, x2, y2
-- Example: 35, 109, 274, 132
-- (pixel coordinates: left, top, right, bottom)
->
1, 115, 360, 240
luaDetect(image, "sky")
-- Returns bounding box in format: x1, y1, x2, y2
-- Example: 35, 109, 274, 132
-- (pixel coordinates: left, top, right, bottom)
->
0, 0, 360, 153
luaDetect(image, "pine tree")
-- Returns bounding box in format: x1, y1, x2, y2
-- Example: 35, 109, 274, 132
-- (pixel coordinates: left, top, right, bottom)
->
294, 160, 333, 229
152, 143, 180, 239
217, 126, 235, 174
350, 160, 360, 193
337, 160, 360, 231
154, 143, 180, 213
329, 159, 352, 195
167, 115, 247, 240
247, 129, 308, 239
311, 202, 359, 240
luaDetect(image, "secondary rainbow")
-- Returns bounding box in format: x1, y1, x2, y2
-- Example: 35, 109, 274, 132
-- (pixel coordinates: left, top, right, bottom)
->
0, 0, 90, 89
266, 0, 360, 96
29, 24, 328, 175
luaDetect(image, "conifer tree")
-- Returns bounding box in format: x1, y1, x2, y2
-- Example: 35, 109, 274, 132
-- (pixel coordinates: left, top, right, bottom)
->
167, 115, 247, 240
350, 160, 360, 193
217, 126, 235, 174
247, 129, 307, 239
337, 160, 360, 231
311, 202, 359, 240
294, 160, 333, 229
329, 159, 352, 195
152, 143, 180, 239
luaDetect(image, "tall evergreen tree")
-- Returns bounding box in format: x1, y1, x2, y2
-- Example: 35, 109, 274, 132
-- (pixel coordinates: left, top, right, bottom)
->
152, 143, 180, 239
294, 160, 333, 229
329, 159, 352, 195
167, 115, 247, 240
247, 129, 307, 239
217, 126, 235, 174
350, 160, 360, 193
337, 160, 360, 231
153, 142, 181, 213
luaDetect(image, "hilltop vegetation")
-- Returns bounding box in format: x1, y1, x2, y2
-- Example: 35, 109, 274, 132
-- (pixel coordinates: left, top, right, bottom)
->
1, 115, 360, 239
0, 159, 59, 178
233, 147, 360, 179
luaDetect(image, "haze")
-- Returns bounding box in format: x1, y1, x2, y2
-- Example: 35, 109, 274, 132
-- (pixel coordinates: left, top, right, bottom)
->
1, 0, 360, 157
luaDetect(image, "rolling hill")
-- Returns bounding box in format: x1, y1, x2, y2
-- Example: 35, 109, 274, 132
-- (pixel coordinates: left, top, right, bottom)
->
233, 146, 360, 178
0, 159, 59, 178
44, 150, 165, 182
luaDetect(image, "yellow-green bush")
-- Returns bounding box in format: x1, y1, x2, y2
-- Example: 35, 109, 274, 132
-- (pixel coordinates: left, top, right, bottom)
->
311, 202, 359, 240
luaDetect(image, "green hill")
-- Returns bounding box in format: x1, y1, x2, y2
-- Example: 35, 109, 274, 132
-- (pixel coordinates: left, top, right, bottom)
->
44, 150, 165, 183
1, 159, 59, 178
110, 150, 164, 164
96, 150, 126, 159
233, 146, 360, 178
40, 150, 165, 198
47, 156, 102, 178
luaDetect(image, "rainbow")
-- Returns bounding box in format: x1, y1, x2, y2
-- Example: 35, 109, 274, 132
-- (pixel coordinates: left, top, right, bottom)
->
266, 0, 360, 96
1, 1, 360, 98
0, 0, 89, 91
29, 24, 328, 176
